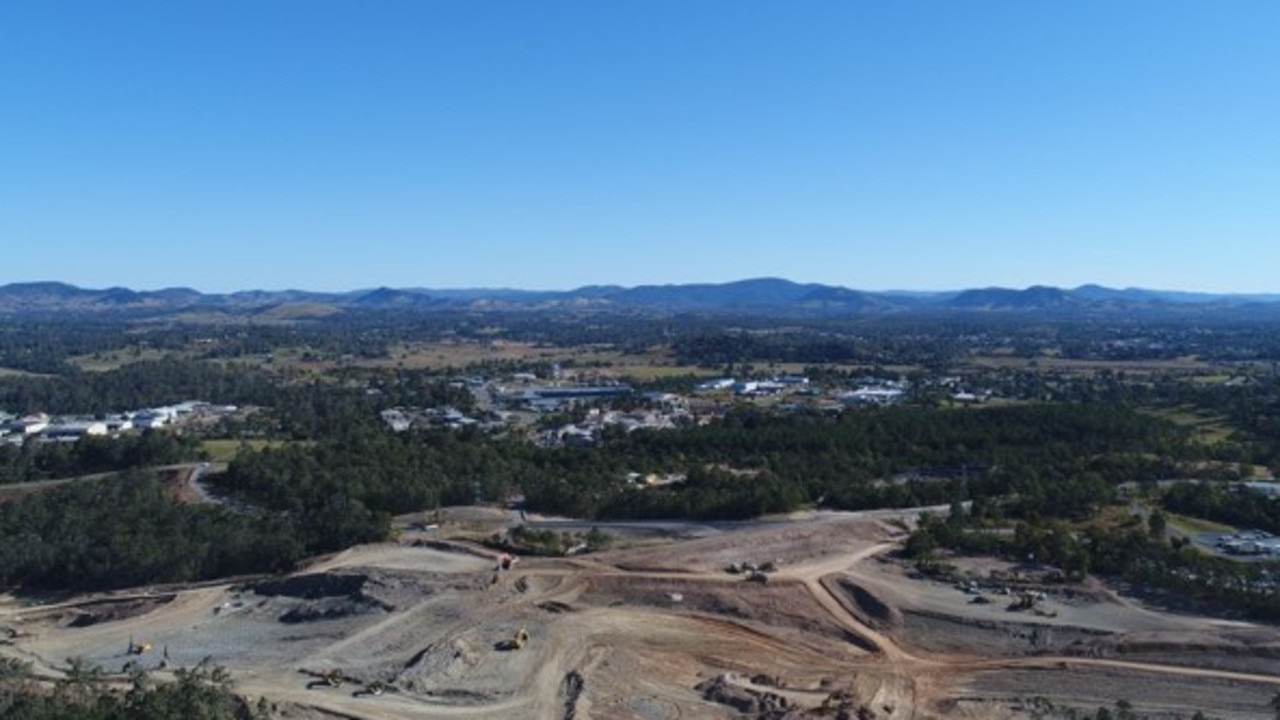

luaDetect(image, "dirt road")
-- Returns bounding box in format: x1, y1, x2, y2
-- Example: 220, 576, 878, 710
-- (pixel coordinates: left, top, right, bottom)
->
4, 509, 1278, 719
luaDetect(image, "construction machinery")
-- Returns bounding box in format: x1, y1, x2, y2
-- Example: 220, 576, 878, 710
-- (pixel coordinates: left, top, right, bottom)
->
1008, 591, 1046, 612
303, 668, 348, 690
126, 635, 152, 655
499, 626, 531, 651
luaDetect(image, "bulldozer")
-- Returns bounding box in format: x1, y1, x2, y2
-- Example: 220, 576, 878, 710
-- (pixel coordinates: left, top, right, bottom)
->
1008, 592, 1041, 612
126, 635, 152, 655
304, 668, 348, 690
512, 626, 530, 649
500, 626, 531, 651
354, 679, 394, 698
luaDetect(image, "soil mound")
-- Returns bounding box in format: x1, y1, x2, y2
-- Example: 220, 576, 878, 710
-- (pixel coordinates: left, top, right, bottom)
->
277, 600, 379, 624
250, 570, 412, 624
398, 638, 482, 689
250, 567, 466, 608
901, 609, 1109, 655
695, 675, 804, 719
833, 578, 902, 630
561, 670, 585, 720
1068, 627, 1280, 673
64, 595, 176, 628
252, 573, 369, 600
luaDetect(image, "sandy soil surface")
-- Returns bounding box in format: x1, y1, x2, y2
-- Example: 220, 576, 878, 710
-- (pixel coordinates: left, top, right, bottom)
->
2, 510, 1279, 719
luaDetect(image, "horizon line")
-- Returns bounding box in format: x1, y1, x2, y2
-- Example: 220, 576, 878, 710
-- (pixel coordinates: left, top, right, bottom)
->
3, 277, 1280, 297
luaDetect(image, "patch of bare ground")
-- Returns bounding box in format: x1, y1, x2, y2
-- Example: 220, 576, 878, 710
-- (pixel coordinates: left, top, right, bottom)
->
3, 511, 1278, 719
599, 511, 907, 575
159, 466, 204, 504
959, 666, 1278, 720
580, 574, 873, 653
1065, 627, 1280, 675
824, 576, 904, 632
848, 553, 1227, 636
895, 610, 1113, 656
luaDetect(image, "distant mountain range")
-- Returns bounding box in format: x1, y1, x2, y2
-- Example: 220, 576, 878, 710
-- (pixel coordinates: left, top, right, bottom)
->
2, 279, 1280, 320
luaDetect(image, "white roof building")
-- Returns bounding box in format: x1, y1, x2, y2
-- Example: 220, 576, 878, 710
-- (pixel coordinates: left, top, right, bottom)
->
43, 421, 109, 439
840, 387, 905, 406
132, 413, 169, 429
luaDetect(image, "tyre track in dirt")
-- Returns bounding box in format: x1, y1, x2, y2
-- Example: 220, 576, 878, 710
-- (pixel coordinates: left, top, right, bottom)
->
11, 512, 1280, 719
792, 543, 1280, 716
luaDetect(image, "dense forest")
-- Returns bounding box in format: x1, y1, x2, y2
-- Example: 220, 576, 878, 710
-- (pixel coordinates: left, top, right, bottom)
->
0, 472, 299, 592
0, 657, 268, 720
209, 403, 1191, 532
1163, 481, 1280, 536
0, 432, 201, 484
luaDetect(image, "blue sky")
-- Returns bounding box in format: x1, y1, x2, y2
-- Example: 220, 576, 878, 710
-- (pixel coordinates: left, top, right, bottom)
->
2, 2, 1277, 293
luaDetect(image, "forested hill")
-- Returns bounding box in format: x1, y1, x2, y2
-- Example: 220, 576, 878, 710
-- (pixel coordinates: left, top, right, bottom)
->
4, 279, 1280, 319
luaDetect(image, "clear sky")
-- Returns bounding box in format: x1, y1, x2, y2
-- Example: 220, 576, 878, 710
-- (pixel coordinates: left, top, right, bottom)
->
2, 1, 1277, 293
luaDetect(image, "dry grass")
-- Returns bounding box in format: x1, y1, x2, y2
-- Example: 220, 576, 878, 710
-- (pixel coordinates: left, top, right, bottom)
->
965, 354, 1215, 375
385, 340, 567, 369
250, 340, 722, 382
1143, 406, 1236, 444
200, 439, 301, 462
1166, 513, 1233, 535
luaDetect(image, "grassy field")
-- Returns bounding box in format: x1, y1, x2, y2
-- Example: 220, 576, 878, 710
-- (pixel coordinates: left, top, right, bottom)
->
1188, 374, 1235, 385
200, 439, 303, 462
69, 337, 913, 386
1166, 512, 1234, 535
966, 354, 1216, 375
1093, 505, 1148, 531
235, 340, 726, 383
1144, 406, 1236, 444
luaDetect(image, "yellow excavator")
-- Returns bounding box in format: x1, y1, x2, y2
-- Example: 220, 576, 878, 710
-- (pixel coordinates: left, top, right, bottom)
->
501, 626, 531, 651
126, 635, 152, 655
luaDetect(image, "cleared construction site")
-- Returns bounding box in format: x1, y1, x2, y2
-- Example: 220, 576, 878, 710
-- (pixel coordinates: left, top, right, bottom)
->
2, 507, 1279, 719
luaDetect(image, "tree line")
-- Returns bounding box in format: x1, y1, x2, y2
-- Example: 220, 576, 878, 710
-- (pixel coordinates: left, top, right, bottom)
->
0, 472, 299, 592
0, 432, 201, 485
0, 657, 268, 720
